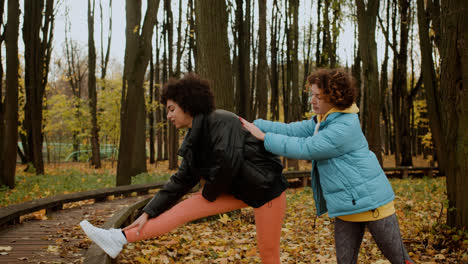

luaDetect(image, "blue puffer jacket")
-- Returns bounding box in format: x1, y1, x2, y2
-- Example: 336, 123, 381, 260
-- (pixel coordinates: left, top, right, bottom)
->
254, 113, 395, 217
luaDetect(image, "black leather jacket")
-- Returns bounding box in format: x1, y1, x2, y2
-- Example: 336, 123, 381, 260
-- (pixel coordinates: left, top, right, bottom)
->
143, 109, 288, 218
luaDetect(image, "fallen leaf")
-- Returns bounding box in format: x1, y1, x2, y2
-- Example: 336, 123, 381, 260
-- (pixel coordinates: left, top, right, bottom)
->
47, 245, 59, 252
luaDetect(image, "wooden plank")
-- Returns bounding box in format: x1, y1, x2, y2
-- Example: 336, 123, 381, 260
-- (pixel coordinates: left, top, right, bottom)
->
0, 195, 151, 263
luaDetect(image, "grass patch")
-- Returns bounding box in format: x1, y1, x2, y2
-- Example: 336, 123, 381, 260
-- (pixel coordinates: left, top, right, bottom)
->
0, 169, 170, 208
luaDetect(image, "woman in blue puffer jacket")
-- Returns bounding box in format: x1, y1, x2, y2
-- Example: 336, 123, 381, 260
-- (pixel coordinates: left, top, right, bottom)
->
241, 68, 414, 264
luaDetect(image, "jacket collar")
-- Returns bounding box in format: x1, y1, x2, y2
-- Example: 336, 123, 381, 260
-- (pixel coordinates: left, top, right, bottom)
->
313, 103, 359, 125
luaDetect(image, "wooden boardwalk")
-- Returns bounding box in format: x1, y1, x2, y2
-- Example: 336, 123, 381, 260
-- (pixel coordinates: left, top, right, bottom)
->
0, 194, 151, 264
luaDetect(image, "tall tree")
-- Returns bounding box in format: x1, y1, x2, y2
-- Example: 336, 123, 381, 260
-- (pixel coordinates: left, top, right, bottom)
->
289, 0, 301, 122
0, 0, 20, 188
64, 16, 87, 161
88, 0, 101, 168
301, 17, 313, 115
329, 0, 342, 67
416, 0, 443, 169
315, 0, 323, 67
355, 0, 382, 164
269, 0, 280, 120
0, 0, 6, 185
195, 0, 234, 111
99, 0, 112, 81
394, 0, 413, 166
163, 0, 178, 170
320, 0, 331, 66
234, 0, 252, 119
439, 0, 468, 229
379, 0, 392, 155
256, 0, 268, 119
149, 49, 156, 164
117, 0, 160, 185
22, 0, 55, 175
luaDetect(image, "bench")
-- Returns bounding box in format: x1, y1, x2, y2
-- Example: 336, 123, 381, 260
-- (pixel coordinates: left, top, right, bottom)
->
383, 166, 439, 178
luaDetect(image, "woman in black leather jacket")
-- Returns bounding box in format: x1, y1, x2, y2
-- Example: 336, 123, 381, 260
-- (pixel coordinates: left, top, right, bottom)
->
80, 73, 288, 263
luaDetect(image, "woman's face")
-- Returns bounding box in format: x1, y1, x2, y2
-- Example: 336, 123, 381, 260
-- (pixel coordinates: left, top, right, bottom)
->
166, 99, 193, 129
310, 84, 334, 115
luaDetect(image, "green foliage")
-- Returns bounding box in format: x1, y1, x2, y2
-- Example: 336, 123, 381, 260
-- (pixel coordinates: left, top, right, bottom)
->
98, 78, 122, 150
44, 93, 91, 142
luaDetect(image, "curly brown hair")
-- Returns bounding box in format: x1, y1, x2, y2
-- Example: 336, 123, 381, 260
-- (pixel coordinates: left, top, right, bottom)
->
161, 73, 216, 116
307, 68, 357, 110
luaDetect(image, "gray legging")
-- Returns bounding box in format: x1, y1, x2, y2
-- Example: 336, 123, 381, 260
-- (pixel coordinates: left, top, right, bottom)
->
334, 214, 414, 264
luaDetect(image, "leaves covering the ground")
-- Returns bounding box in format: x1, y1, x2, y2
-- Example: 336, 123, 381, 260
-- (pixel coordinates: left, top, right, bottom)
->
2, 160, 467, 263
113, 177, 467, 264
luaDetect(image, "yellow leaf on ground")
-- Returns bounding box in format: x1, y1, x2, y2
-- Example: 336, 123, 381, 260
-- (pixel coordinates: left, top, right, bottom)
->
245, 247, 257, 257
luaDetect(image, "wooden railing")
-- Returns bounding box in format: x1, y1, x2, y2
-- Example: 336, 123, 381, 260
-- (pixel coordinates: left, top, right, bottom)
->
0, 182, 165, 227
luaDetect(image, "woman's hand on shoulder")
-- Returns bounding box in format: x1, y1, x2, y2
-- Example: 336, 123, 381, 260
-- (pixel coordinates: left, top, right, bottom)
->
239, 117, 265, 141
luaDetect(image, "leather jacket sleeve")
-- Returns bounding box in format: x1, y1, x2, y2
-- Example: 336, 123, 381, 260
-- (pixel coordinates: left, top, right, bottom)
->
202, 117, 244, 202
142, 159, 200, 218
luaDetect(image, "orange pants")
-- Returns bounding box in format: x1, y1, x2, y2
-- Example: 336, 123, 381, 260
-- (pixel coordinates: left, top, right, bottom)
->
125, 191, 286, 264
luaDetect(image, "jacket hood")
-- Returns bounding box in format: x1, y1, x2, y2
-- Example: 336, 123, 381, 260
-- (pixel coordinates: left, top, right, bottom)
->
316, 103, 359, 123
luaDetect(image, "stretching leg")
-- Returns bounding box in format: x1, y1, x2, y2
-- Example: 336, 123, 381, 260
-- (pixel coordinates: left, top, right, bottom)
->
253, 191, 286, 264
334, 218, 366, 264
124, 193, 247, 242
367, 214, 414, 264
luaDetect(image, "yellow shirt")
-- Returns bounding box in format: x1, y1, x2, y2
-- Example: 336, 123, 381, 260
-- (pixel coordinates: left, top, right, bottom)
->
337, 201, 395, 222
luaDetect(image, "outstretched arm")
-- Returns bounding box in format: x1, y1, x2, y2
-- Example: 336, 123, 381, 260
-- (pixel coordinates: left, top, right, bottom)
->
239, 117, 265, 141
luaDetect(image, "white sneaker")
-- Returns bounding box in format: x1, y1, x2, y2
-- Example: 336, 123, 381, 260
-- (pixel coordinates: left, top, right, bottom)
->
80, 220, 128, 259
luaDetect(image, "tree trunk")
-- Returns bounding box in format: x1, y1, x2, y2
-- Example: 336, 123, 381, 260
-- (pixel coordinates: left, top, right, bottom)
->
330, 0, 341, 68
256, 0, 268, 119
163, 0, 178, 170
195, 0, 234, 111
117, 0, 160, 186
269, 0, 280, 120
22, 0, 54, 175
88, 0, 101, 168
234, 0, 252, 119
438, 0, 468, 229
315, 0, 322, 67
355, 0, 382, 165
0, 0, 6, 184
289, 0, 300, 122
395, 0, 413, 166
0, 0, 19, 188
64, 16, 85, 162
321, 0, 330, 66
416, 0, 445, 172
154, 25, 163, 162
149, 49, 155, 164
380, 0, 391, 155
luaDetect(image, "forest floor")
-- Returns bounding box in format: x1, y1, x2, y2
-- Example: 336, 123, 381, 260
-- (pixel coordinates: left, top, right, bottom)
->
2, 156, 466, 263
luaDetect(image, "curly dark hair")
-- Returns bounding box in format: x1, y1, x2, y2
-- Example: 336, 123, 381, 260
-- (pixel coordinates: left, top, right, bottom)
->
307, 68, 358, 110
161, 73, 216, 116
